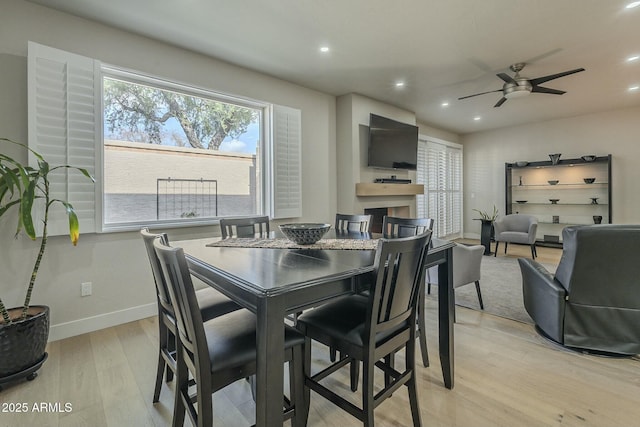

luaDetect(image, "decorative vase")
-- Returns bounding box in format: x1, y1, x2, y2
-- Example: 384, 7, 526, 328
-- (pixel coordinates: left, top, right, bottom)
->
593, 215, 603, 224
549, 153, 562, 165
553, 215, 560, 224
0, 305, 50, 388
591, 197, 599, 205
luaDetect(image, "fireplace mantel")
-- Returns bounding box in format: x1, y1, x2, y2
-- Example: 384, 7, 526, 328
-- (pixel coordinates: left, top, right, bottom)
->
356, 183, 424, 197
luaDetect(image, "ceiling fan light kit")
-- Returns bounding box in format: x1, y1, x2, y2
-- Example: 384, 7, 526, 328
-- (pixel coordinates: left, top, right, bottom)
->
459, 62, 585, 107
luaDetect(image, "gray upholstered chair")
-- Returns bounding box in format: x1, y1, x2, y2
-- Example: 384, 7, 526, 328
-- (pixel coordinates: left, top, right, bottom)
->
493, 214, 538, 259
519, 225, 640, 355
428, 243, 484, 311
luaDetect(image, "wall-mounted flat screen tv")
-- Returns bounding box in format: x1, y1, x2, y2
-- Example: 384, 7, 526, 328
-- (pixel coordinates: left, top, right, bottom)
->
367, 113, 418, 170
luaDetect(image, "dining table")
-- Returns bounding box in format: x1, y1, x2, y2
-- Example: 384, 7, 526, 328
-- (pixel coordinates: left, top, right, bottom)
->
175, 230, 455, 427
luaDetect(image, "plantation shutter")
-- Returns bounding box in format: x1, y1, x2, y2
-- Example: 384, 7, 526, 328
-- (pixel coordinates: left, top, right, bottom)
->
271, 105, 302, 219
27, 41, 99, 236
416, 138, 462, 239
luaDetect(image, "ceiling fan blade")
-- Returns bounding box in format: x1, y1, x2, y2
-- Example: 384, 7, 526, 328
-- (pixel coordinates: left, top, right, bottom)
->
458, 89, 502, 100
497, 73, 517, 85
529, 68, 585, 86
531, 86, 566, 95
494, 97, 507, 107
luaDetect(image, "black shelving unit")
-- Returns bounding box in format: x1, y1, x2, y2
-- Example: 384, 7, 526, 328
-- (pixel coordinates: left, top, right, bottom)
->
505, 155, 612, 247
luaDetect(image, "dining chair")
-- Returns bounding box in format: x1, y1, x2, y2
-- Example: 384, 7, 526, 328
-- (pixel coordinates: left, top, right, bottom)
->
428, 243, 485, 320
493, 214, 538, 259
382, 216, 433, 369
140, 228, 242, 403
219, 215, 270, 238
335, 213, 372, 233
296, 232, 432, 427
153, 236, 307, 427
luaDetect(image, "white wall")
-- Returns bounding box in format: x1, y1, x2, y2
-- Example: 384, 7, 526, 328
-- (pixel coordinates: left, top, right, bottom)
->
0, 0, 336, 340
336, 93, 421, 216
462, 106, 640, 238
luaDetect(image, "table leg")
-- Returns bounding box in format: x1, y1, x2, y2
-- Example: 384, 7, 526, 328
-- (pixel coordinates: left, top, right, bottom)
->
255, 297, 286, 427
437, 246, 454, 389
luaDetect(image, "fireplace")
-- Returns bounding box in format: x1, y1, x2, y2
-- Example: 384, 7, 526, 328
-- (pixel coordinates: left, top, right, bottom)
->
364, 206, 410, 233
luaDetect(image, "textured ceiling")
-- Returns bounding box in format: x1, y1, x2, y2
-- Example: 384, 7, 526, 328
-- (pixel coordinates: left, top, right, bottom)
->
27, 0, 640, 134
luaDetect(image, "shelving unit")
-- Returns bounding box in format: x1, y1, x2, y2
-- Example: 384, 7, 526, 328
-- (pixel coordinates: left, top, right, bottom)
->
505, 155, 612, 246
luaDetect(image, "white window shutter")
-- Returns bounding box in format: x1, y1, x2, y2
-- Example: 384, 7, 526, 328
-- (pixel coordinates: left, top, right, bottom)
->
28, 41, 99, 236
416, 138, 463, 239
271, 105, 302, 219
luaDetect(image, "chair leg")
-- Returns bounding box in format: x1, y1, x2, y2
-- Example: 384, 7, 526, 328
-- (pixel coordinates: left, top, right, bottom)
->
290, 345, 307, 427
405, 337, 422, 427
362, 357, 375, 427
153, 353, 165, 403
494, 241, 499, 257
504, 241, 508, 254
172, 347, 187, 427
302, 337, 312, 422
329, 347, 337, 362
475, 280, 484, 309
350, 359, 359, 392
417, 290, 429, 367
531, 244, 537, 259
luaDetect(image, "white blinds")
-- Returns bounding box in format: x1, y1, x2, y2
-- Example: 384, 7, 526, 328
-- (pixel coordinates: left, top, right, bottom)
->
27, 41, 99, 236
417, 139, 462, 239
271, 105, 302, 219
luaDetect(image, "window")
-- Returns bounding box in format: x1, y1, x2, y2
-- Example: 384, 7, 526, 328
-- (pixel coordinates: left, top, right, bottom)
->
416, 137, 463, 239
27, 42, 301, 234
102, 71, 264, 227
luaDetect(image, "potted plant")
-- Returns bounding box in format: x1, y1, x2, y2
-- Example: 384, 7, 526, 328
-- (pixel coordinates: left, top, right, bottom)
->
473, 205, 498, 255
0, 137, 94, 387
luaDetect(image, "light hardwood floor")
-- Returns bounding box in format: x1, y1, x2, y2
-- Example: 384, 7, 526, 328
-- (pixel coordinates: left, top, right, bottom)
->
2, 243, 639, 427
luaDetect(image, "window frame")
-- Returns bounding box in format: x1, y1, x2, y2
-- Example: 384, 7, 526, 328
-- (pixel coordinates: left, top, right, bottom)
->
99, 65, 271, 232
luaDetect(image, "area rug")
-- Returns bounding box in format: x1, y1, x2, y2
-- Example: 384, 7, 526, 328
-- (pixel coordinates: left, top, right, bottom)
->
430, 255, 558, 324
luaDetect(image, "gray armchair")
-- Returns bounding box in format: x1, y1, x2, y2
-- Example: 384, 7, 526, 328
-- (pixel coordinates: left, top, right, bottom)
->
494, 214, 538, 259
519, 225, 640, 355
428, 243, 484, 310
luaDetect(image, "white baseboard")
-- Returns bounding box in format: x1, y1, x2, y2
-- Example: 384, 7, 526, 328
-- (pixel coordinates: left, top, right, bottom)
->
49, 303, 157, 342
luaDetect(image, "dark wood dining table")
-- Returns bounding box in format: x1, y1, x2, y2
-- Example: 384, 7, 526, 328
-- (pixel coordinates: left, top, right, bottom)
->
175, 231, 455, 427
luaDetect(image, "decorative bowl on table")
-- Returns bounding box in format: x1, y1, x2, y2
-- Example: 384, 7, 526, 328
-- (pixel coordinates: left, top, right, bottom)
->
581, 155, 596, 162
549, 199, 560, 204
583, 177, 596, 184
548, 180, 559, 185
280, 223, 331, 245
515, 200, 528, 204
515, 161, 529, 167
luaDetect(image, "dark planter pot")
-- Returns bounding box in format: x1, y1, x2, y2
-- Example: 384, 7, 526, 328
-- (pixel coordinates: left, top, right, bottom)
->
479, 219, 494, 255
0, 305, 49, 387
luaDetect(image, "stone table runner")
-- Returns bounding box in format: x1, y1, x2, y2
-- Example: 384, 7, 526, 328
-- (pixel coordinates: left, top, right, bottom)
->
207, 237, 379, 250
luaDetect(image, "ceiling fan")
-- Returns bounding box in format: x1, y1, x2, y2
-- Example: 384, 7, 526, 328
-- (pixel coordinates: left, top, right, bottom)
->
458, 63, 585, 107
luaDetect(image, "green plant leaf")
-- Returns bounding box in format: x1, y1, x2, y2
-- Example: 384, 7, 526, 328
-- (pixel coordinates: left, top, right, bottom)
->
20, 181, 36, 240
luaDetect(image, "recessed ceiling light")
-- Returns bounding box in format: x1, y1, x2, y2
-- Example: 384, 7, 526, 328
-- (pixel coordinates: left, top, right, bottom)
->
441, 102, 449, 107
626, 1, 640, 8
319, 46, 330, 53
473, 116, 481, 121
629, 85, 640, 91
627, 55, 640, 62
395, 81, 405, 88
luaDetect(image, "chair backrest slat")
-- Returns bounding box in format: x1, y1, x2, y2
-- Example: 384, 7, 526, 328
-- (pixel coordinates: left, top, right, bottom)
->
335, 214, 372, 233
220, 216, 270, 238
141, 228, 173, 312
153, 238, 208, 365
368, 232, 431, 338
382, 216, 433, 239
